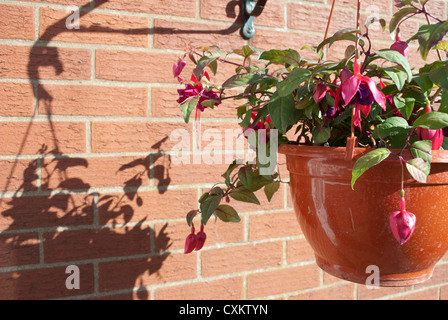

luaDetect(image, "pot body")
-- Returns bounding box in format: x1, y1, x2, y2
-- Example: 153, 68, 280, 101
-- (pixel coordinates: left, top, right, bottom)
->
279, 144, 448, 286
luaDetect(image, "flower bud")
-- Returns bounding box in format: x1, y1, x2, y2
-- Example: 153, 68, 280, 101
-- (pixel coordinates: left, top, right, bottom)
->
195, 224, 207, 251
389, 207, 416, 245
184, 225, 198, 254
390, 33, 409, 59
173, 58, 186, 78
417, 105, 443, 150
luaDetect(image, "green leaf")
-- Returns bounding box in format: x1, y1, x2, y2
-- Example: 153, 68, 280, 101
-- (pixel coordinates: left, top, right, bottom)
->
312, 122, 331, 145
238, 166, 254, 189
221, 160, 240, 187
351, 148, 391, 189
186, 210, 199, 227
194, 55, 218, 80
229, 187, 260, 205
410, 140, 432, 163
392, 96, 415, 120
200, 194, 223, 225
267, 92, 297, 134
374, 49, 412, 81
373, 116, 412, 139
259, 49, 301, 68
440, 89, 448, 113
277, 68, 311, 97
222, 71, 266, 89
179, 96, 200, 124
389, 7, 418, 33
214, 205, 241, 223
264, 181, 280, 202
406, 158, 430, 183
411, 21, 448, 60
413, 111, 448, 129
383, 67, 407, 91
429, 63, 448, 90
317, 29, 362, 52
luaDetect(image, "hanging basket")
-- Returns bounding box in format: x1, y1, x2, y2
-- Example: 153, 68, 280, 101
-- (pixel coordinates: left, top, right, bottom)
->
279, 144, 448, 286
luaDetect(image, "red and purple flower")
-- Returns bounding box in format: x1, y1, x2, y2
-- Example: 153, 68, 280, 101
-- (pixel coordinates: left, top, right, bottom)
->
334, 60, 387, 128
176, 71, 221, 121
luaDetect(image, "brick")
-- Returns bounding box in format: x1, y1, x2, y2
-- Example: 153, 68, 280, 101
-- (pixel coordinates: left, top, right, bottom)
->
41, 156, 150, 190
0, 122, 86, 155
20, 0, 90, 5
0, 159, 38, 192
248, 210, 300, 241
155, 277, 243, 300
0, 194, 94, 231
39, 8, 149, 47
153, 19, 246, 52
247, 265, 321, 299
288, 4, 355, 35
95, 0, 196, 17
0, 4, 34, 40
153, 155, 231, 186
286, 238, 315, 264
201, 242, 284, 277
98, 189, 198, 224
0, 233, 39, 267
230, 184, 286, 213
43, 225, 151, 263
248, 29, 323, 61
38, 85, 148, 117
0, 264, 94, 300
0, 82, 35, 116
95, 50, 177, 83
91, 121, 190, 153
200, 0, 243, 24
357, 283, 409, 300
0, 45, 91, 80
390, 288, 439, 300
99, 253, 196, 292
289, 283, 356, 300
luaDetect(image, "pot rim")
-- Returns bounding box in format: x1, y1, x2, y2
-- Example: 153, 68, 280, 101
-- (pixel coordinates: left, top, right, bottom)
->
278, 143, 448, 163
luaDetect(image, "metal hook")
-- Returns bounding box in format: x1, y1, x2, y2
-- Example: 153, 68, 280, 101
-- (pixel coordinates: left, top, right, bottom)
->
242, 0, 267, 39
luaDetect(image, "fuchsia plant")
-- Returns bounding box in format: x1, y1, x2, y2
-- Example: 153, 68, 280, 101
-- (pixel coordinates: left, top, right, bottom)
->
175, 0, 448, 251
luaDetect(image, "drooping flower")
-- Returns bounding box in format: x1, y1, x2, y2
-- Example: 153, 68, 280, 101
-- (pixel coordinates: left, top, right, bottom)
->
195, 223, 207, 251
177, 71, 221, 121
390, 33, 409, 59
173, 58, 187, 79
334, 60, 387, 128
313, 82, 345, 119
389, 197, 416, 245
184, 225, 198, 254
417, 105, 443, 150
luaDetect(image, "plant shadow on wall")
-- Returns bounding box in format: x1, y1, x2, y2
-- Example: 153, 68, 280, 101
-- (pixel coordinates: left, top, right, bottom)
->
0, 0, 259, 299
1, 148, 172, 299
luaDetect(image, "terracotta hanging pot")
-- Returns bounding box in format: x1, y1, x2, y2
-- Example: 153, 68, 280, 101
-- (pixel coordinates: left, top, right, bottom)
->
279, 144, 448, 287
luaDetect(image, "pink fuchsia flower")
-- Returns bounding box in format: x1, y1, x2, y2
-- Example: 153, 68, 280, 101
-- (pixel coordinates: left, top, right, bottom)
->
184, 225, 198, 254
417, 105, 444, 150
390, 33, 409, 59
173, 58, 187, 78
195, 223, 207, 251
313, 82, 345, 119
334, 60, 387, 128
389, 197, 416, 245
177, 71, 221, 121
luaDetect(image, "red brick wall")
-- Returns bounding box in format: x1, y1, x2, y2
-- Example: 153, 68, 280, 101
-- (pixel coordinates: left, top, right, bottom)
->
1, 0, 448, 300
